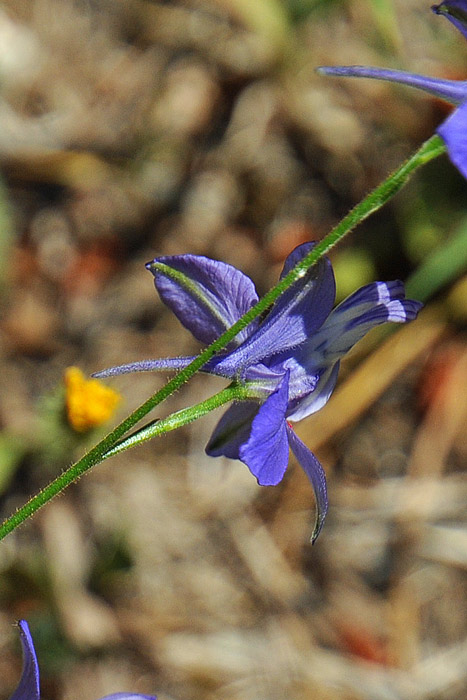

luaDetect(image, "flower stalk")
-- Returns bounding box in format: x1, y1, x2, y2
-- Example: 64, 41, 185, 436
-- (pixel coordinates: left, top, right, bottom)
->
0, 133, 445, 542
100, 384, 254, 460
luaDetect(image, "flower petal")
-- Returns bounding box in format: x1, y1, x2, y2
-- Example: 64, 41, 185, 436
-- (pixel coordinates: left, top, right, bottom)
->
438, 100, 467, 179
93, 357, 196, 378
206, 401, 259, 459
147, 255, 259, 346
433, 1, 467, 40
10, 621, 40, 700
317, 65, 467, 105
286, 425, 328, 543
238, 373, 290, 485
253, 243, 336, 355
216, 243, 335, 374
296, 281, 422, 366
99, 694, 156, 700
286, 362, 340, 422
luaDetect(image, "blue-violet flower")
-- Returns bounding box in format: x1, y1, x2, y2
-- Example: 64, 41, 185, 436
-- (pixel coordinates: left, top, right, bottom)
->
95, 243, 422, 541
10, 620, 156, 700
318, 1, 467, 180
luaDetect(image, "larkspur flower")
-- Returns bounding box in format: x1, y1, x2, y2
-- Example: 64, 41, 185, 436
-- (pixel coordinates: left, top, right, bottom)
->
318, 1, 467, 179
10, 620, 156, 700
94, 243, 422, 541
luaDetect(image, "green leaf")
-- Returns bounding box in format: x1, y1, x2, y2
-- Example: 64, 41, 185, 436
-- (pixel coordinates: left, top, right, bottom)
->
406, 215, 467, 301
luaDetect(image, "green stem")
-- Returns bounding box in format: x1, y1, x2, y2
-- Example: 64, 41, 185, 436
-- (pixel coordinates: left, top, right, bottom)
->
0, 385, 251, 541
103, 383, 252, 459
0, 134, 445, 541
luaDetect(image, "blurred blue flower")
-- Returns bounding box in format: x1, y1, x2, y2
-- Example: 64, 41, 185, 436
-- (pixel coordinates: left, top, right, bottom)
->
10, 621, 156, 700
318, 1, 467, 179
95, 243, 421, 541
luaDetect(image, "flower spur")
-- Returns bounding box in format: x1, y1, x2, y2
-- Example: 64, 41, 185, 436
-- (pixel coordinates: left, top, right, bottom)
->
318, 1, 467, 180
9, 620, 156, 700
94, 243, 422, 541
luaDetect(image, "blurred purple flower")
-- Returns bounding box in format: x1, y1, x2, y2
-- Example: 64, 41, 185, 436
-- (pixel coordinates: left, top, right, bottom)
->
433, 0, 467, 39
95, 243, 421, 541
318, 1, 467, 179
10, 621, 156, 700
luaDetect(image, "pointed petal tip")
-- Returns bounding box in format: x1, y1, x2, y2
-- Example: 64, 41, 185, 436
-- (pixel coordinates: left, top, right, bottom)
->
432, 1, 467, 40
315, 65, 333, 75
432, 0, 467, 17
315, 65, 359, 77
91, 362, 158, 378
91, 364, 148, 379
17, 619, 29, 632
92, 357, 196, 379
316, 65, 467, 105
310, 495, 327, 544
17, 620, 33, 645
11, 620, 40, 700
254, 471, 285, 487
92, 369, 113, 378
286, 427, 328, 543
145, 259, 157, 271
311, 517, 326, 545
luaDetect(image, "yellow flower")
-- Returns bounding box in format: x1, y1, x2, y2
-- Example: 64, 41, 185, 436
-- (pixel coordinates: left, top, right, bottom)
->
64, 367, 121, 432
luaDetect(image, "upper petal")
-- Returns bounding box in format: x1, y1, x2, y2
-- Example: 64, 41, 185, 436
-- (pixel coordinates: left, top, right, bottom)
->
317, 65, 467, 105
433, 1, 467, 40
295, 280, 422, 368
238, 372, 290, 485
286, 425, 328, 543
216, 243, 336, 374
10, 621, 40, 700
147, 255, 259, 346
438, 101, 467, 179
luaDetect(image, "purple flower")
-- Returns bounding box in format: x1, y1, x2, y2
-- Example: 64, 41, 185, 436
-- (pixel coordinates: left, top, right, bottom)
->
318, 1, 467, 179
94, 243, 421, 541
10, 620, 156, 700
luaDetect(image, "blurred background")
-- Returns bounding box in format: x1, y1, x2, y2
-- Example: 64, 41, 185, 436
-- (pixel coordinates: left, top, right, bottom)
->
0, 1, 466, 699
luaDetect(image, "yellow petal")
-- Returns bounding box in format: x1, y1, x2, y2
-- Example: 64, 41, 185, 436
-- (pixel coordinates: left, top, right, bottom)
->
64, 367, 121, 432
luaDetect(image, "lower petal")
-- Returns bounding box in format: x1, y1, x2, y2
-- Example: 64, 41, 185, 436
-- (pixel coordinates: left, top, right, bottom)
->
438, 102, 467, 180
286, 426, 328, 543
239, 373, 290, 485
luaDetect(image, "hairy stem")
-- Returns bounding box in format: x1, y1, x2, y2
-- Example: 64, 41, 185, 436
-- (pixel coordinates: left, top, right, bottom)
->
101, 383, 253, 459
